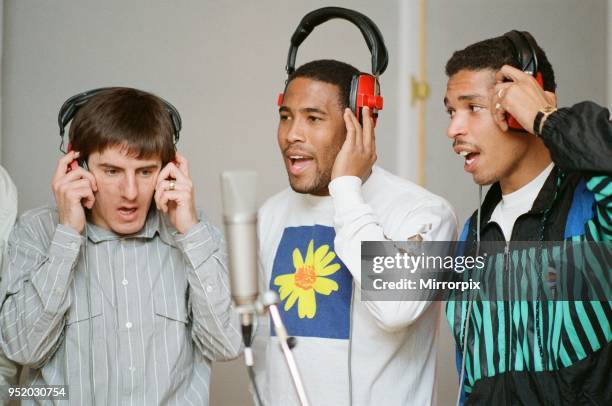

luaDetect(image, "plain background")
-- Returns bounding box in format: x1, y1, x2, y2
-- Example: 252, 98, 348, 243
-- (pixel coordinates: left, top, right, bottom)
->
1, 1, 609, 405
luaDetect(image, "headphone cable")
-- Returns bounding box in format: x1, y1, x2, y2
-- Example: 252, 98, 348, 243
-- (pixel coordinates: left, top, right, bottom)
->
455, 185, 481, 406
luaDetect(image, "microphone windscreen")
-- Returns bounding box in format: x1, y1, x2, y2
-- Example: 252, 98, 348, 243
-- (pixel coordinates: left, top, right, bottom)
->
221, 171, 258, 219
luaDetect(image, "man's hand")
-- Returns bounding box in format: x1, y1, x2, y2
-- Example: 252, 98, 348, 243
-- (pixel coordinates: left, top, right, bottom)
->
331, 106, 377, 182
52, 151, 98, 233
492, 65, 557, 133
154, 152, 198, 234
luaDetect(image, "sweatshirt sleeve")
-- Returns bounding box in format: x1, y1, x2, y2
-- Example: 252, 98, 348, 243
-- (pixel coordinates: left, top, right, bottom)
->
331, 176, 458, 332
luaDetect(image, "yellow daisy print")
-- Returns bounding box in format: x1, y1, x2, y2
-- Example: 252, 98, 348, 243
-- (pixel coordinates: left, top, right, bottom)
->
274, 239, 341, 319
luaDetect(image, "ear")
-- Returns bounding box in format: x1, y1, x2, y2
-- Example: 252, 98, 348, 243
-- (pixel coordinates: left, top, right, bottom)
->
492, 106, 509, 132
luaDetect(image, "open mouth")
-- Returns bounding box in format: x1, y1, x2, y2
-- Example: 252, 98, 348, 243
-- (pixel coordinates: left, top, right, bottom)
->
118, 207, 138, 220
458, 150, 481, 171
288, 155, 314, 175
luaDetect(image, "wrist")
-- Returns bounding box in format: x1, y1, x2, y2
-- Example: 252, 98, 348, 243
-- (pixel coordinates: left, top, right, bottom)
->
59, 218, 83, 233
177, 220, 198, 234
177, 210, 199, 234
533, 106, 557, 136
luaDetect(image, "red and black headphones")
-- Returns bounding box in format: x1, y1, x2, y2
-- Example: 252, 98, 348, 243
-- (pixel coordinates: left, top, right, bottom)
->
503, 30, 544, 132
278, 6, 389, 124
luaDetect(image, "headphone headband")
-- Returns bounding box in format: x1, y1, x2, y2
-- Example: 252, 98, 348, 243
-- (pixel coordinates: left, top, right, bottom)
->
58, 87, 182, 152
503, 30, 539, 75
285, 7, 389, 76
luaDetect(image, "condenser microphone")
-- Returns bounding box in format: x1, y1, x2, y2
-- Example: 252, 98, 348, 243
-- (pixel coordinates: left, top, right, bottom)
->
220, 171, 259, 329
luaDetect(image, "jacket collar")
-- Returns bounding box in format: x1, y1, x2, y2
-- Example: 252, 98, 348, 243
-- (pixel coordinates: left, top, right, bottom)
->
476, 165, 561, 227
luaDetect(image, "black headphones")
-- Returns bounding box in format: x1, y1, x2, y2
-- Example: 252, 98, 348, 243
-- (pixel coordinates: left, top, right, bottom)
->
58, 87, 182, 153
281, 7, 389, 123
503, 30, 539, 76
285, 7, 388, 76
502, 30, 543, 132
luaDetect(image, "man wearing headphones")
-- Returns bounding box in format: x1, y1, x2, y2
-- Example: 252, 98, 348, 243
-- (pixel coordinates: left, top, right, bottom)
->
0, 88, 240, 405
444, 32, 611, 404
254, 57, 457, 404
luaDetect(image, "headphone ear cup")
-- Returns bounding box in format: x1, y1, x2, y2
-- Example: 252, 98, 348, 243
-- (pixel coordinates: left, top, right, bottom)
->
349, 74, 383, 125
349, 74, 360, 118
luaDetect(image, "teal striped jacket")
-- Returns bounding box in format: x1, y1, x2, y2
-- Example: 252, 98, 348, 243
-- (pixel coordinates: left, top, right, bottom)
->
447, 102, 612, 404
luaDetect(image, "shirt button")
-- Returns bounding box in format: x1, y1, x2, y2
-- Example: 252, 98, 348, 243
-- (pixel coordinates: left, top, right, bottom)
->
125, 322, 133, 329
122, 279, 128, 286
206, 285, 213, 293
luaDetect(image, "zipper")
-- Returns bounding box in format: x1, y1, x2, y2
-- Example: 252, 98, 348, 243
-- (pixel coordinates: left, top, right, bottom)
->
504, 240, 512, 373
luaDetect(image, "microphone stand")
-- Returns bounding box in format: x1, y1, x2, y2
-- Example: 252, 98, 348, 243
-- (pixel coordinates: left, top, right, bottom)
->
235, 291, 310, 406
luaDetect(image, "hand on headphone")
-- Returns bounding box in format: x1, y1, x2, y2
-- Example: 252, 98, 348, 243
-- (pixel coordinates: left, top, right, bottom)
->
331, 106, 377, 182
492, 65, 557, 134
52, 151, 98, 233
154, 152, 198, 234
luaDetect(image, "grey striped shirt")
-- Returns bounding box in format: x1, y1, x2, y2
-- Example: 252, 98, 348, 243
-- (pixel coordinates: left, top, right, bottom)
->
0, 206, 241, 405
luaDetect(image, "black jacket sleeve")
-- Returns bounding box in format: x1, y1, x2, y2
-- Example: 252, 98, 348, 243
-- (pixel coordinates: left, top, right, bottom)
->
540, 101, 612, 175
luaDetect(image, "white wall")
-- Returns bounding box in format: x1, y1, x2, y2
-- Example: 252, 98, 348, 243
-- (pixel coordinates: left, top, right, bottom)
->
0, 0, 3, 161
609, 0, 612, 107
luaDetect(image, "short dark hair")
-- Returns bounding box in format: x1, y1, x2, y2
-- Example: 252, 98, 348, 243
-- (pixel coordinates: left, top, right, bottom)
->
287, 59, 360, 108
69, 87, 176, 165
445, 34, 556, 92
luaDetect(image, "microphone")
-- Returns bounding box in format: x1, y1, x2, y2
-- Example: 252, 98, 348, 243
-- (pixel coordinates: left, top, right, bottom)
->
221, 171, 266, 402
220, 171, 259, 330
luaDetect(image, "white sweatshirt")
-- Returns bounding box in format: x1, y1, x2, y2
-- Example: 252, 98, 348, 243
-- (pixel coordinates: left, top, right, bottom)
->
254, 166, 457, 405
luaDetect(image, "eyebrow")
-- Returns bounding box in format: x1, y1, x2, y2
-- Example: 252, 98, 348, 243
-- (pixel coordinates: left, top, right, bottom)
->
98, 163, 160, 170
301, 107, 327, 115
279, 106, 328, 115
444, 94, 486, 107
458, 94, 485, 101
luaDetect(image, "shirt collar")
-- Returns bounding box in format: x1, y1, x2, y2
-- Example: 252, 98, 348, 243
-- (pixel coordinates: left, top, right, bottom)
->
85, 208, 179, 247
477, 165, 561, 233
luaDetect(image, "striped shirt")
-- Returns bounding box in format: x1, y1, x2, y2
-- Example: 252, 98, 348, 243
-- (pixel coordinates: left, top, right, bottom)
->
0, 206, 241, 405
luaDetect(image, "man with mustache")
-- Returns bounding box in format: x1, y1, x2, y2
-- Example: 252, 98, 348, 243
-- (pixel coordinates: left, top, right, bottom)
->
444, 32, 611, 404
